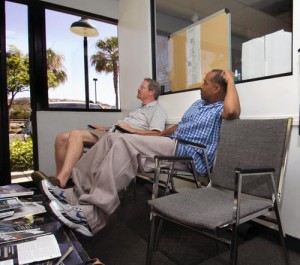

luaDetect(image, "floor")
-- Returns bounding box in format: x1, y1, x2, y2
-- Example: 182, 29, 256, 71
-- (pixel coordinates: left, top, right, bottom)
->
76, 180, 300, 265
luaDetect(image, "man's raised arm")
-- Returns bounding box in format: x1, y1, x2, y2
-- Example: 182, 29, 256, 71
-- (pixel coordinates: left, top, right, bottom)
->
221, 70, 241, 120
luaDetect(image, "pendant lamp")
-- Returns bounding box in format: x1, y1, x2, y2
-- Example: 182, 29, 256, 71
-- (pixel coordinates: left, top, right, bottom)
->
70, 18, 99, 37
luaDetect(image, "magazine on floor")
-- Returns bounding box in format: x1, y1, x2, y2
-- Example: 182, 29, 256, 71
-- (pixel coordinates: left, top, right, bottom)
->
0, 234, 61, 265
0, 184, 34, 198
0, 219, 39, 234
0, 229, 50, 245
3, 201, 46, 221
0, 210, 14, 219
0, 244, 18, 264
0, 197, 23, 213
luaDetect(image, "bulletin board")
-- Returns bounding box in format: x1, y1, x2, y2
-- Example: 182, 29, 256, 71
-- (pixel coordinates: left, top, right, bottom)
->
169, 9, 231, 92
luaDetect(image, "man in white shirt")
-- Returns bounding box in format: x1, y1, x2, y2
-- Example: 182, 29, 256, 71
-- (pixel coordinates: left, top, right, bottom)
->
32, 78, 166, 188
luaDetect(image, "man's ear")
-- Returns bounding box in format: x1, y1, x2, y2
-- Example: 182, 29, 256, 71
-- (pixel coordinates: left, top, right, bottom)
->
149, 90, 155, 96
213, 83, 221, 94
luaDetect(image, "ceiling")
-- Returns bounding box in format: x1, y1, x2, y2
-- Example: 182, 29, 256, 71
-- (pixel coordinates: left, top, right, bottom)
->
155, 0, 292, 39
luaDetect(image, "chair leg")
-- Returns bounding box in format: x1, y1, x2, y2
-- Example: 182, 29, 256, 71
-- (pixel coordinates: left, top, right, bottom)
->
153, 219, 164, 250
274, 202, 290, 265
133, 176, 137, 201
117, 178, 136, 221
229, 223, 239, 265
147, 213, 157, 265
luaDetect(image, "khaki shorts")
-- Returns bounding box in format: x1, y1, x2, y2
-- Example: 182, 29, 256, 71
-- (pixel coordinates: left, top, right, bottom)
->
89, 130, 107, 140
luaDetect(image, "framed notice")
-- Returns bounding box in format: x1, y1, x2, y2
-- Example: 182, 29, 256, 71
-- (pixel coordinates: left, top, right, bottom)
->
169, 9, 231, 92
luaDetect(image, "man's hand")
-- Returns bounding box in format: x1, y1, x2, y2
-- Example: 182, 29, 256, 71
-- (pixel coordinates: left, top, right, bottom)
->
116, 122, 164, 136
117, 122, 134, 133
221, 70, 235, 85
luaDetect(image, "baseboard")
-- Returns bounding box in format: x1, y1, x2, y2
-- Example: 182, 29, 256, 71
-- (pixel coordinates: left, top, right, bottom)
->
250, 221, 300, 254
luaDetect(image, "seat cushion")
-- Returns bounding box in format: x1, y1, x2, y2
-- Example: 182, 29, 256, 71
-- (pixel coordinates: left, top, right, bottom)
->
148, 187, 272, 231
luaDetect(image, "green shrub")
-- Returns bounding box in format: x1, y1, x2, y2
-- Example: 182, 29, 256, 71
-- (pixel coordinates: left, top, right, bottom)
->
10, 109, 31, 119
10, 137, 33, 171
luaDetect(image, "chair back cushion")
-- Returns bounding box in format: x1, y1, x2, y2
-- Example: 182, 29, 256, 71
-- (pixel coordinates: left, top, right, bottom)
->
211, 118, 291, 198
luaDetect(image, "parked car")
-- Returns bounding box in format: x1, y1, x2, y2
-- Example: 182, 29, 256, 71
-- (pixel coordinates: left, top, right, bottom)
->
49, 101, 102, 109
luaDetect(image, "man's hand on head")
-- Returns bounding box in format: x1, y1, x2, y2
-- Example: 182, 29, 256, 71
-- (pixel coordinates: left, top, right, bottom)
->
221, 70, 234, 84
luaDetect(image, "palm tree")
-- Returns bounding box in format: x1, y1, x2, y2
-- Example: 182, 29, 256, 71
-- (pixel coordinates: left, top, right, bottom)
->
46, 48, 67, 89
90, 37, 119, 108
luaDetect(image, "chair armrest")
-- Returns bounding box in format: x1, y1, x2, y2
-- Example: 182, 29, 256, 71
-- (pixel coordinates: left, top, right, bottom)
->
233, 166, 277, 225
176, 138, 206, 149
235, 167, 275, 174
154, 155, 193, 162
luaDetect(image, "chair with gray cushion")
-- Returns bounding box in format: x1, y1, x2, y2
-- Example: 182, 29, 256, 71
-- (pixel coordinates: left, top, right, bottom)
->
146, 118, 292, 265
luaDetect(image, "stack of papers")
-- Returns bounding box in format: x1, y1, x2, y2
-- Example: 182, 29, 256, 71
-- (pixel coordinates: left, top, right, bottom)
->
0, 234, 61, 264
0, 197, 23, 219
0, 184, 65, 264
0, 184, 34, 198
0, 184, 46, 221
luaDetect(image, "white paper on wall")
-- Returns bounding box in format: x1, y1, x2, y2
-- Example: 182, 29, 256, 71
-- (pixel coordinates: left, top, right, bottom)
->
242, 36, 265, 79
186, 25, 201, 85
241, 29, 292, 80
265, 30, 292, 76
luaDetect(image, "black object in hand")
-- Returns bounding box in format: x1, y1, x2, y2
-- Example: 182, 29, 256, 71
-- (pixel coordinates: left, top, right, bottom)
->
87, 124, 97, 130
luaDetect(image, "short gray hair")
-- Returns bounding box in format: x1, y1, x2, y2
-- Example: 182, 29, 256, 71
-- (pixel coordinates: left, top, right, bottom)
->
144, 78, 161, 100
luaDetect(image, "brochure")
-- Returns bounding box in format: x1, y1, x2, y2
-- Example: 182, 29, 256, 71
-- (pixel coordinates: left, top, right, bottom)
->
0, 230, 50, 245
0, 184, 34, 198
0, 219, 39, 234
0, 234, 61, 265
0, 197, 23, 212
3, 202, 46, 221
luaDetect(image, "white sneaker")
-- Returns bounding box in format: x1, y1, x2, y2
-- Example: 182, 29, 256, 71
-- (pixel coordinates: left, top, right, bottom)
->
49, 200, 93, 237
40, 179, 67, 204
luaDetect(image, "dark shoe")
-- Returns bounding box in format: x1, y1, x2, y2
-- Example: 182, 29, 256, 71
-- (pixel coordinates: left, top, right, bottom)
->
49, 199, 93, 237
40, 179, 67, 204
31, 171, 61, 187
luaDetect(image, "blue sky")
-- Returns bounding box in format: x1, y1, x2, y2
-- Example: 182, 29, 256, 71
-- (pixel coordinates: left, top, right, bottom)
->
6, 2, 118, 106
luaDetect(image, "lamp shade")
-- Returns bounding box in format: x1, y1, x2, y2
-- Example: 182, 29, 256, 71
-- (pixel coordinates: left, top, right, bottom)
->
70, 18, 99, 37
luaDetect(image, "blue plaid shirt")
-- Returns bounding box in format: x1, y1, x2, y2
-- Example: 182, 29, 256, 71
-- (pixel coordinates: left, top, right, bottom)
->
170, 100, 224, 174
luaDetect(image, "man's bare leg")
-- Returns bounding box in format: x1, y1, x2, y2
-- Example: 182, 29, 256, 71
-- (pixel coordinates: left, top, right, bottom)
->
55, 131, 70, 175
55, 129, 98, 188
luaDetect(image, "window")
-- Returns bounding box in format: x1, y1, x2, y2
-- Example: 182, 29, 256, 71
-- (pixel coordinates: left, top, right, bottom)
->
45, 8, 119, 109
1, 0, 119, 183
5, 1, 34, 180
154, 0, 292, 92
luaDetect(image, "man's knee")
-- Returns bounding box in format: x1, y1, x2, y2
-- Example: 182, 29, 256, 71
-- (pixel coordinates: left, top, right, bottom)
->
69, 129, 86, 142
55, 131, 70, 147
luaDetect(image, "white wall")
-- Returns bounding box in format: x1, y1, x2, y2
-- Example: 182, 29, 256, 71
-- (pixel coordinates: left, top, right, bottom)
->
118, 0, 153, 113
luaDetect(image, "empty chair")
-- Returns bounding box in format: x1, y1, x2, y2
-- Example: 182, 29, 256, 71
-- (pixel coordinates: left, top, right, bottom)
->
147, 118, 292, 265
